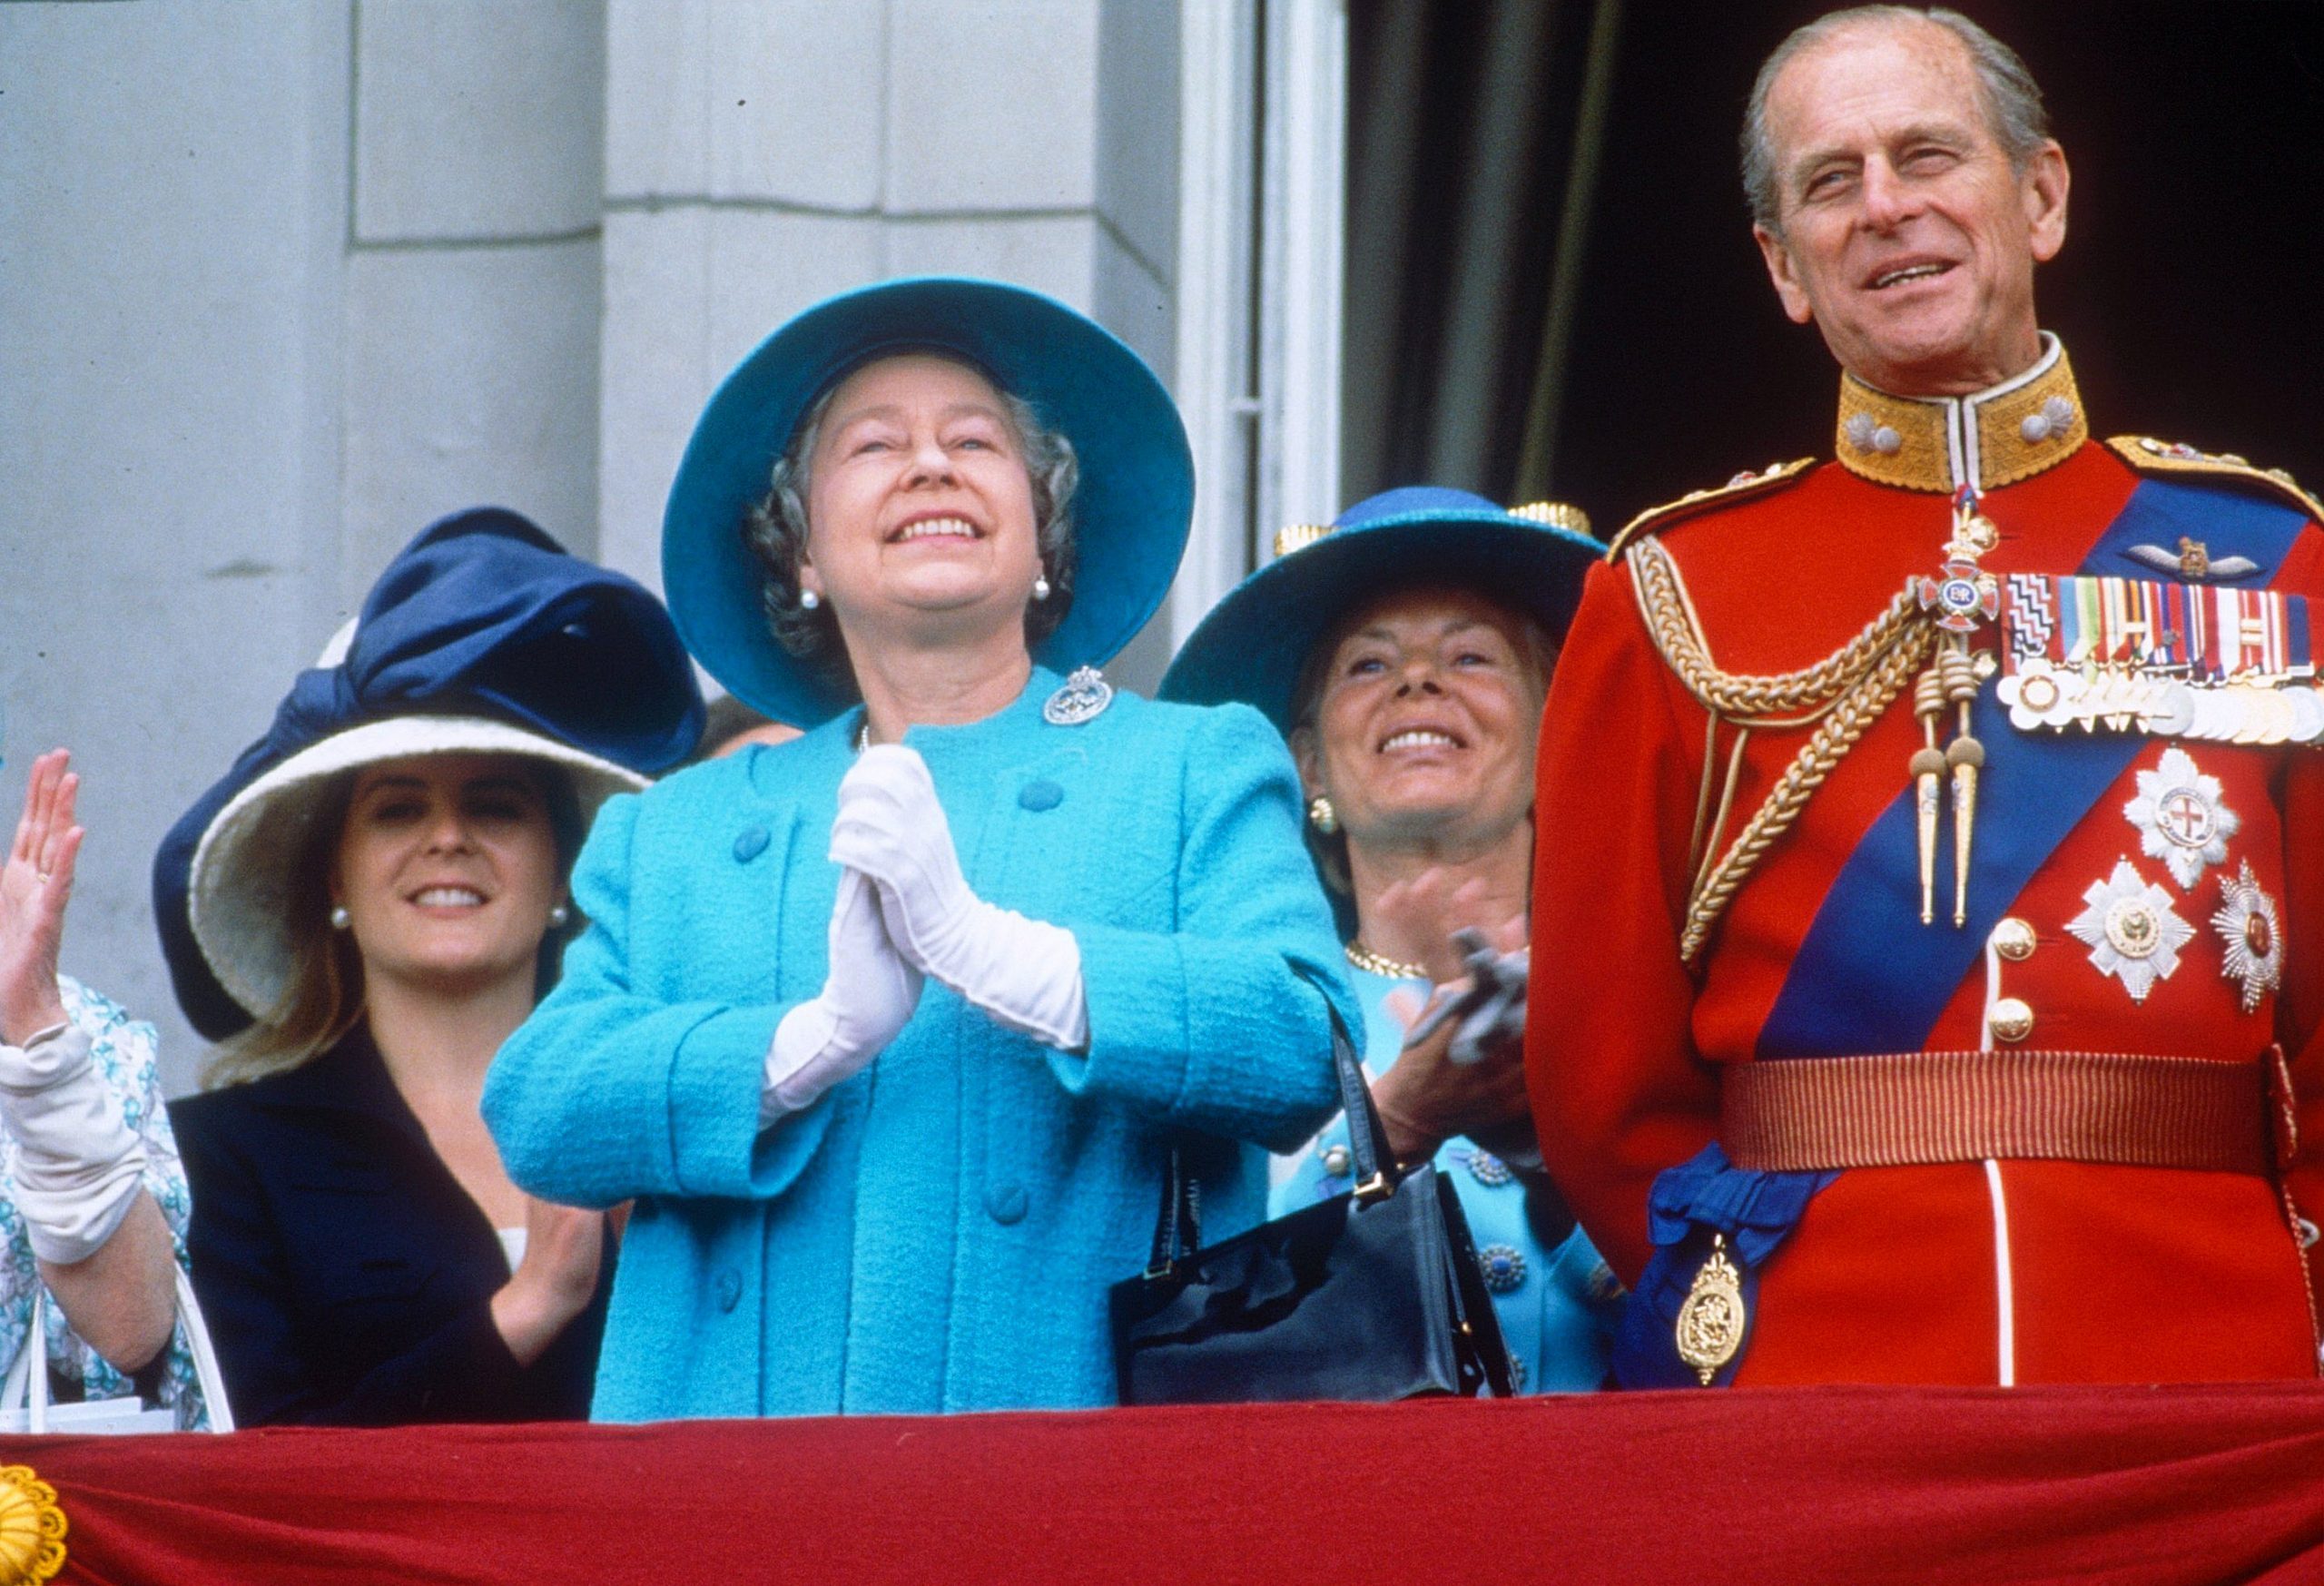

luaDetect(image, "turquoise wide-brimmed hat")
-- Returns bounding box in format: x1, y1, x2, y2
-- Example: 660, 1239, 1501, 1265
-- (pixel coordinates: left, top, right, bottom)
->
1159, 486, 1600, 732
663, 276, 1195, 726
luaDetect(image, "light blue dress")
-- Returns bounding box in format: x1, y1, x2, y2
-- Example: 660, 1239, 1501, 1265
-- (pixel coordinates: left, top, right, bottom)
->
1, 977, 211, 1427
485, 670, 1357, 1420
1274, 963, 1620, 1393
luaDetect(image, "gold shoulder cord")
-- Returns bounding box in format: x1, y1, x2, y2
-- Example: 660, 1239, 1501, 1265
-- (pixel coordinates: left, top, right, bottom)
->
1625, 535, 1934, 966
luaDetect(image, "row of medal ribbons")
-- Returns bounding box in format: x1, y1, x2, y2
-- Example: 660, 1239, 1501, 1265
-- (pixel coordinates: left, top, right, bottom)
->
1996, 574, 2322, 744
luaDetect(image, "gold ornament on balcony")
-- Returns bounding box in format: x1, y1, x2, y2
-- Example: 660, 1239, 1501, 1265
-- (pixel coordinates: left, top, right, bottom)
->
0, 1464, 67, 1586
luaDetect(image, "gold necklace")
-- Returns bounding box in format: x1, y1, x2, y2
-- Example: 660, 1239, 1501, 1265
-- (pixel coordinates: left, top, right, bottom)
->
1344, 940, 1427, 980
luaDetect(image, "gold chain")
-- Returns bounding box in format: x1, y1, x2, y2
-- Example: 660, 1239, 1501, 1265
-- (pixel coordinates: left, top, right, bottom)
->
1344, 941, 1429, 980
1678, 619, 1934, 964
1628, 535, 1919, 721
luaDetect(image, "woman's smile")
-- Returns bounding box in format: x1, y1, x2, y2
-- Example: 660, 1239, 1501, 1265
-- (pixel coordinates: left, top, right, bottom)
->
802, 354, 1042, 631
1297, 586, 1547, 852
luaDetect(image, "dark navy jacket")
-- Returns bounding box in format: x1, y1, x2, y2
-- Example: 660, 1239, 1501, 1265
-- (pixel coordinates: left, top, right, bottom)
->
171, 1029, 609, 1425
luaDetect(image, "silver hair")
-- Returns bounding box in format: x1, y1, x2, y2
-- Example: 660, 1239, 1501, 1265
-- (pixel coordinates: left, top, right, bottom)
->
741, 359, 1080, 675
1741, 5, 2053, 233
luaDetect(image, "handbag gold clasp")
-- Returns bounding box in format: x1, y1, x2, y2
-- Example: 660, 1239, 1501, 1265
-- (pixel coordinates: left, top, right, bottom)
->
1351, 1171, 1393, 1207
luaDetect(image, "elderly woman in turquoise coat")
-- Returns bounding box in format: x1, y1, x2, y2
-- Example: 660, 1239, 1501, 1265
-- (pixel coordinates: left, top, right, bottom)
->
1164, 487, 1624, 1394
484, 278, 1352, 1418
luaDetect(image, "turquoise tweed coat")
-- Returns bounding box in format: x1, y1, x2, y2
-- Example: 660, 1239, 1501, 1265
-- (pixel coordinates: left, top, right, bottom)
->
484, 670, 1354, 1419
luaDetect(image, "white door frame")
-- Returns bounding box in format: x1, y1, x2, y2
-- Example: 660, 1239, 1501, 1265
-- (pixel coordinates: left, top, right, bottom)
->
1169, 0, 1345, 651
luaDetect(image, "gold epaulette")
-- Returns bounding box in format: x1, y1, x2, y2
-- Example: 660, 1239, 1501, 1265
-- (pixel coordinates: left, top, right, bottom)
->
2106, 436, 2324, 525
1605, 458, 1818, 559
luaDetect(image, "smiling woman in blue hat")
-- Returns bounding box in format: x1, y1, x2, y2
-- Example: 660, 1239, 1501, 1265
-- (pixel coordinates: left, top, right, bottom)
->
156, 508, 704, 1426
1164, 487, 1623, 1393
483, 277, 1353, 1419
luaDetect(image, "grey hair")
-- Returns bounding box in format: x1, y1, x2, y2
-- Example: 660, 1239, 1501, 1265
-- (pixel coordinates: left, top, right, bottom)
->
741, 359, 1080, 677
1741, 5, 2052, 232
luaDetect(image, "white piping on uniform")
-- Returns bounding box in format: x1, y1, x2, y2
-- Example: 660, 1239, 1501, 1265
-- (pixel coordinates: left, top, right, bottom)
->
1984, 1158, 2016, 1386
1979, 928, 2016, 1386
1945, 331, 2062, 492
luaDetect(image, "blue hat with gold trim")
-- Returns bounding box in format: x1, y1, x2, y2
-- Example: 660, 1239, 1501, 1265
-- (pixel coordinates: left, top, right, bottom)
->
1159, 486, 1600, 731
662, 277, 1195, 727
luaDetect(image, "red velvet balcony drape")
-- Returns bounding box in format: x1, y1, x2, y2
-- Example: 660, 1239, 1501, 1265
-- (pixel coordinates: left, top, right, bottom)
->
10, 1384, 2324, 1585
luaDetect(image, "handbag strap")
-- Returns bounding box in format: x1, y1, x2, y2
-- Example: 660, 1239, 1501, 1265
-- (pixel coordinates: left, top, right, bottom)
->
3, 1267, 237, 1433
1147, 1003, 1385, 1275
3, 1288, 52, 1431
176, 1266, 236, 1433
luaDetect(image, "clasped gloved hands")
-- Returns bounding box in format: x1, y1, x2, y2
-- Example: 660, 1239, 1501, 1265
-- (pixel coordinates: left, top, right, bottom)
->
763, 745, 1090, 1124
763, 868, 924, 1122
830, 745, 1088, 1052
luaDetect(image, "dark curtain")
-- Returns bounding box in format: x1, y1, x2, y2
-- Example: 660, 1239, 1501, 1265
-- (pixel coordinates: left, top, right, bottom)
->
1340, 0, 1623, 509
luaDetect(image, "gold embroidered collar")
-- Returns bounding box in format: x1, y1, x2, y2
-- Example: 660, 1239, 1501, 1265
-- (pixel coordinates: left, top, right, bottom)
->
1834, 334, 2087, 494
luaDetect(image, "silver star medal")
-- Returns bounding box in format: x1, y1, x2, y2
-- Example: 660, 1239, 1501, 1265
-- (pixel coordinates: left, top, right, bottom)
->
1042, 665, 1114, 726
2122, 746, 2238, 891
2066, 859, 2195, 1003
2211, 861, 2284, 1014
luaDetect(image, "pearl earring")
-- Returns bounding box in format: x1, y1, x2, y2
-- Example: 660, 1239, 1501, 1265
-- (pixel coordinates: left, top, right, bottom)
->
800, 588, 821, 611
1031, 574, 1052, 602
1307, 796, 1338, 834
329, 905, 351, 931
548, 903, 571, 929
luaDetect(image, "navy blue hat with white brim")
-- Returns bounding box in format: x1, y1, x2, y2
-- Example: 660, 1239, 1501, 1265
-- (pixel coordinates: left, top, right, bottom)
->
1158, 486, 1600, 732
661, 276, 1195, 728
153, 507, 706, 1039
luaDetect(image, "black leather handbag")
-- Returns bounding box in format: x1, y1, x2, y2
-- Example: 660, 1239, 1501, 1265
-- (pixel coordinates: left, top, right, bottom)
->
1109, 1012, 1516, 1404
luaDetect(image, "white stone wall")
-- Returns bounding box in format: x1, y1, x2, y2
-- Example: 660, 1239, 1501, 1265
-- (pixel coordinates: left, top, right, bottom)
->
1, 0, 355, 1093
0, 0, 1184, 1093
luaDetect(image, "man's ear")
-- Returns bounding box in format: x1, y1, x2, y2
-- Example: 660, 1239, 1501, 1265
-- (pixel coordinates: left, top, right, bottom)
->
2023, 142, 2070, 263
1755, 223, 1817, 325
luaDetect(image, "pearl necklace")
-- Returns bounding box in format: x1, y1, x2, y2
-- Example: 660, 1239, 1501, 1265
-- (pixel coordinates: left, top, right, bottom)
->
1344, 941, 1428, 980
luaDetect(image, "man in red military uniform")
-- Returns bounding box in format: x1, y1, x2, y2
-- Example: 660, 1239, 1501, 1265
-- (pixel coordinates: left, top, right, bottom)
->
1526, 5, 2324, 1386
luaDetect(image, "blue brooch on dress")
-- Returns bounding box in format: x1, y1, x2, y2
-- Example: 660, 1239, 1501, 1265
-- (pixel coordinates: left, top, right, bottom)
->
1463, 1148, 1512, 1187
1478, 1244, 1527, 1293
1042, 665, 1113, 726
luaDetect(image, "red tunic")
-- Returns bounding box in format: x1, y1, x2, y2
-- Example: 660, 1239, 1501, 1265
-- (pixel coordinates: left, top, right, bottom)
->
1526, 427, 2324, 1385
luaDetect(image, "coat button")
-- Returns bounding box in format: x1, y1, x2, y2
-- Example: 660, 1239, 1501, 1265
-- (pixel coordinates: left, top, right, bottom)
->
1990, 917, 2037, 960
1989, 997, 2035, 1044
984, 1185, 1029, 1225
714, 1268, 743, 1311
733, 826, 771, 862
1018, 779, 1063, 812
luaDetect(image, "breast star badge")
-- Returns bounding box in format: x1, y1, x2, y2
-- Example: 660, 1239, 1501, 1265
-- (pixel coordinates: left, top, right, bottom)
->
2122, 746, 2238, 891
2066, 858, 2195, 1003
2211, 861, 2283, 1014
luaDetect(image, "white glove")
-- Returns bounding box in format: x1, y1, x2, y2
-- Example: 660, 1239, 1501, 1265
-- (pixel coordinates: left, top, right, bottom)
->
762, 869, 923, 1124
830, 745, 1089, 1052
1, 1020, 149, 1266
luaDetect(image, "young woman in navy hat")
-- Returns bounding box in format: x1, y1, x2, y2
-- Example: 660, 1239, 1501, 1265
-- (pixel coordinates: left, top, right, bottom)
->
158, 509, 703, 1425
484, 278, 1356, 1419
1165, 487, 1624, 1393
